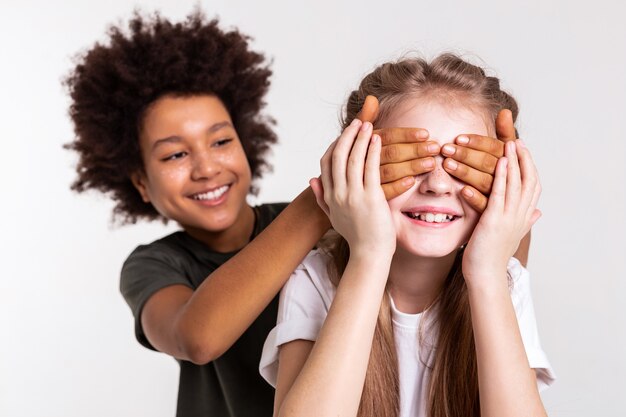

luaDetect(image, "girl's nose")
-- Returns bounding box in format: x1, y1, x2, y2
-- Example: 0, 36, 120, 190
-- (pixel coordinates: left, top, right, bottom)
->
417, 157, 455, 196
190, 151, 221, 180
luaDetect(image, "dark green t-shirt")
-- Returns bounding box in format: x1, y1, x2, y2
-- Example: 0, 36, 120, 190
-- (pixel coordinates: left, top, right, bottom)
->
120, 203, 288, 417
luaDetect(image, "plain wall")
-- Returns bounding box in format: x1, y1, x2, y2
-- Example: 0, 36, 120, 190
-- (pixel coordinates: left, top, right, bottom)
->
1, 0, 624, 416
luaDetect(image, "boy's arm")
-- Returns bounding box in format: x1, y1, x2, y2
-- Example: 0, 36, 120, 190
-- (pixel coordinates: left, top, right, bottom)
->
141, 187, 329, 364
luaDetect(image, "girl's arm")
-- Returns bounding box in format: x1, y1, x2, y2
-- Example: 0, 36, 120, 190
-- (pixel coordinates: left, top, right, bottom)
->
275, 120, 395, 417
462, 140, 546, 417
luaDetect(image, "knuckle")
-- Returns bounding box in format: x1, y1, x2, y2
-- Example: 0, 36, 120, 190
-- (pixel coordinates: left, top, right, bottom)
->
481, 155, 497, 173
480, 175, 493, 193
384, 145, 398, 161
380, 165, 394, 181
410, 158, 424, 172
489, 140, 503, 156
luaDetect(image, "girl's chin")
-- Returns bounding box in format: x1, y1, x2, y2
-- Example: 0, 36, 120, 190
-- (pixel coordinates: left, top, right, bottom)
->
395, 242, 461, 259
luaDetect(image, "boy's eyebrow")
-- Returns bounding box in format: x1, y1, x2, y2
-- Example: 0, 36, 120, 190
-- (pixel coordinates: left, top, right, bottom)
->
152, 121, 234, 150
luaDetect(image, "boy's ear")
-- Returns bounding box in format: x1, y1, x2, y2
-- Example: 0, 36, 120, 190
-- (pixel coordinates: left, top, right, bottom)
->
131, 171, 151, 203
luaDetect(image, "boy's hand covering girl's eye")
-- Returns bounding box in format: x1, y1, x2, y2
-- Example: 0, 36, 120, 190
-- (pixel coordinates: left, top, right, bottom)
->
310, 119, 396, 257
442, 109, 517, 213
356, 96, 439, 201
461, 140, 541, 287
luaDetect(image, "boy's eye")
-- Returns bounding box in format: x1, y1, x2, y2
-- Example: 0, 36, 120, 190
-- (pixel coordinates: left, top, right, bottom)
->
213, 138, 233, 147
162, 151, 187, 161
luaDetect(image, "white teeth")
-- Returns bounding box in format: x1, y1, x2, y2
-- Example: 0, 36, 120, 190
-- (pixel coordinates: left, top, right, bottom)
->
192, 185, 229, 201
410, 212, 456, 223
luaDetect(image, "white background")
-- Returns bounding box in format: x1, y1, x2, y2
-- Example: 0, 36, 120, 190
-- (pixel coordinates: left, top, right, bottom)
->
1, 0, 624, 416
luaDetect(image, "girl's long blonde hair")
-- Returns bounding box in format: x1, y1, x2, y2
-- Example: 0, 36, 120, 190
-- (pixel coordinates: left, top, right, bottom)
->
326, 53, 519, 417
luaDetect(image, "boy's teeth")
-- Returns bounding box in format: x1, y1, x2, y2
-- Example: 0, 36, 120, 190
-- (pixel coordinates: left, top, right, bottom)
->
193, 185, 229, 201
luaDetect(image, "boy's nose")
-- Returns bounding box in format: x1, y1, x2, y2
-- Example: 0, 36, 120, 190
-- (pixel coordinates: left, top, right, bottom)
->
190, 151, 221, 180
418, 157, 455, 196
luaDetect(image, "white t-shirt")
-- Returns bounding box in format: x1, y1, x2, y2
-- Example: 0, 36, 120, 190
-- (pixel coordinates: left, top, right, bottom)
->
260, 249, 555, 417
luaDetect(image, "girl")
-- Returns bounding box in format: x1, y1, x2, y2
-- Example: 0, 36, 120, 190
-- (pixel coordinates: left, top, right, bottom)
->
260, 54, 555, 417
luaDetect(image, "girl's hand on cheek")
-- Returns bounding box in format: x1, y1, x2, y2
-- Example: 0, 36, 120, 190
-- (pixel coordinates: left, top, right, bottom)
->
462, 140, 541, 288
310, 120, 396, 258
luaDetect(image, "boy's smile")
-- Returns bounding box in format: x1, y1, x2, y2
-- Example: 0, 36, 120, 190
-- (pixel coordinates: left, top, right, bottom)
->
132, 95, 255, 251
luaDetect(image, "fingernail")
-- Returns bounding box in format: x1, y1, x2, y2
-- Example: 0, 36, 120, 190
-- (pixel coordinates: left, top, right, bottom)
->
423, 158, 435, 169
417, 130, 429, 139
517, 139, 526, 148
361, 122, 372, 131
371, 134, 380, 143
462, 188, 474, 198
402, 177, 415, 187
442, 144, 455, 155
425, 143, 438, 154
351, 118, 361, 127
445, 159, 458, 170
457, 135, 469, 145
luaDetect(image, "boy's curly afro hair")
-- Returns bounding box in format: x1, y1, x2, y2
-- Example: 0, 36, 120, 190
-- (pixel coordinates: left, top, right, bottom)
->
65, 9, 277, 223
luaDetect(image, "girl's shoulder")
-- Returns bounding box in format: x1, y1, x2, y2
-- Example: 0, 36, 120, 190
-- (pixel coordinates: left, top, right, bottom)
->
281, 249, 337, 315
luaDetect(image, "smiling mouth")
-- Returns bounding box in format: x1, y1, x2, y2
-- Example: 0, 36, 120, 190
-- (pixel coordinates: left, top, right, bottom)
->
402, 212, 460, 223
190, 185, 230, 201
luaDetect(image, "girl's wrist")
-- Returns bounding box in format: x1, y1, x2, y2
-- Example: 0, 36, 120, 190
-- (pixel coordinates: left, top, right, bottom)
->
349, 243, 395, 263
463, 264, 509, 294
348, 249, 394, 271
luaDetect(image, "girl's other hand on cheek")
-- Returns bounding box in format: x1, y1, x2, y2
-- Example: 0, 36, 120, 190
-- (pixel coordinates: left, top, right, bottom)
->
462, 140, 541, 288
310, 120, 395, 258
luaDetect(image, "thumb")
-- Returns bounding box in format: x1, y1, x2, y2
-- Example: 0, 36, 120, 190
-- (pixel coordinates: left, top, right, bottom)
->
309, 177, 330, 217
495, 109, 517, 142
355, 95, 379, 124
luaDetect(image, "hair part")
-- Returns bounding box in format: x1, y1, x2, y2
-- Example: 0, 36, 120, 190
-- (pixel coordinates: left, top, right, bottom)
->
65, 8, 277, 223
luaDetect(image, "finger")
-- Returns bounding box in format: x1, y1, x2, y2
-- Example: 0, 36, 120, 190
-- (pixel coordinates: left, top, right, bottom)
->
455, 134, 504, 158
374, 127, 429, 146
380, 157, 435, 183
355, 95, 379, 123
380, 141, 440, 164
487, 156, 508, 211
516, 140, 542, 221
332, 118, 363, 192
319, 140, 336, 205
347, 122, 373, 188
364, 134, 381, 188
443, 158, 493, 194
529, 209, 542, 226
382, 177, 416, 200
460, 186, 488, 213
309, 178, 330, 217
496, 109, 517, 142
441, 143, 498, 175
504, 141, 521, 211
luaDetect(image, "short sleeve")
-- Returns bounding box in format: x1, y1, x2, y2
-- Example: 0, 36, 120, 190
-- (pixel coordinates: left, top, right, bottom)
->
120, 246, 193, 350
508, 257, 557, 391
259, 250, 336, 387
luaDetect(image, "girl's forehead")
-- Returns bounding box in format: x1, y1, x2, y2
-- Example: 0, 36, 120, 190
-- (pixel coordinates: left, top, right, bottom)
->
381, 98, 492, 145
